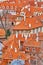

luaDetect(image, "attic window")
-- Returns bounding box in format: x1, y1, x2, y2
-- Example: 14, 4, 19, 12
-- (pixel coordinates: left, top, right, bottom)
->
28, 8, 30, 11
29, 24, 32, 27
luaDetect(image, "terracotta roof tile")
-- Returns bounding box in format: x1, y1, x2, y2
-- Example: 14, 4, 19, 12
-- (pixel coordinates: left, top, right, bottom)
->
18, 34, 25, 42
38, 14, 43, 20
30, 6, 43, 13
38, 32, 43, 37
0, 29, 5, 36
12, 17, 42, 30
2, 48, 18, 59
23, 37, 40, 47
37, 2, 43, 7
39, 37, 43, 41
3, 34, 19, 48
12, 20, 31, 30
26, 17, 42, 29
2, 48, 27, 60
30, 33, 37, 39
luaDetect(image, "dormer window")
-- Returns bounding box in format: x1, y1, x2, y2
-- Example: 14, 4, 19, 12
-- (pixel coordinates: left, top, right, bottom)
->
20, 12, 25, 16
28, 8, 30, 11
15, 48, 17, 52
29, 24, 32, 28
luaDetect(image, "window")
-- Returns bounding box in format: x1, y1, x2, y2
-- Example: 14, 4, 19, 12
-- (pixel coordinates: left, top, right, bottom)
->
32, 48, 36, 52
29, 24, 32, 28
16, 31, 18, 38
38, 27, 42, 32
15, 48, 17, 52
34, 28, 38, 33
40, 27, 42, 32
20, 12, 25, 16
30, 60, 36, 65
8, 10, 16, 15
19, 31, 22, 34
31, 30, 33, 34
38, 12, 42, 16
33, 29, 35, 33
34, 1, 37, 5
42, 27, 43, 32
38, 27, 41, 32
26, 47, 30, 50
33, 12, 38, 16
17, 17, 22, 21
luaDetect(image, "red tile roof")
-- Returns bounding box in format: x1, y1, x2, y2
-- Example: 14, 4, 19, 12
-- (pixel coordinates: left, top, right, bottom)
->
30, 6, 43, 13
26, 17, 42, 28
23, 37, 40, 47
12, 17, 42, 30
12, 20, 30, 30
0, 29, 5, 36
